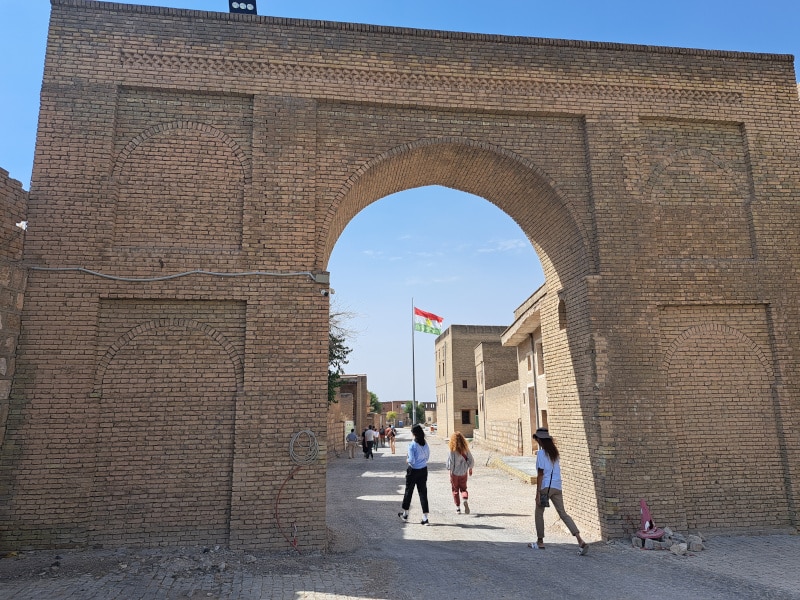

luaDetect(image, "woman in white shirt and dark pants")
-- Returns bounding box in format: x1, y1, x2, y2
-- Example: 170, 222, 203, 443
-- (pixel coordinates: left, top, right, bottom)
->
530, 427, 588, 554
398, 424, 431, 525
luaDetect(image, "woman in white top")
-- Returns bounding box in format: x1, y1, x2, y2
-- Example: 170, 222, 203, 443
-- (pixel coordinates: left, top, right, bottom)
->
529, 428, 588, 555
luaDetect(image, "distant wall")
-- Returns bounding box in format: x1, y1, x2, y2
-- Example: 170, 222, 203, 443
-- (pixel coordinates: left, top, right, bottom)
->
473, 380, 521, 455
0, 168, 27, 449
327, 391, 354, 457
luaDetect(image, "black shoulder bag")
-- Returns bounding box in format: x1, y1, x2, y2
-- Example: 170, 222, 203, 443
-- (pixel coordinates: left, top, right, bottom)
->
539, 462, 553, 508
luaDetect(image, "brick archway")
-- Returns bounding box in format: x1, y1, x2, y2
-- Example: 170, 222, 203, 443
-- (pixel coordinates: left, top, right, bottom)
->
2, 0, 799, 551
318, 136, 594, 276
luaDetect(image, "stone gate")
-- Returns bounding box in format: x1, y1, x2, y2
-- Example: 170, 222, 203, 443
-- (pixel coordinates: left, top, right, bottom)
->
1, 0, 799, 550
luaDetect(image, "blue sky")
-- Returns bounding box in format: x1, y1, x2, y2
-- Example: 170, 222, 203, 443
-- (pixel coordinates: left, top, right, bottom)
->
3, 1, 800, 406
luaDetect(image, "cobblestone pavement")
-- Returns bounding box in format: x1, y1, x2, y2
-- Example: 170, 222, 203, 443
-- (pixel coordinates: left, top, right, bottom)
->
2, 428, 799, 599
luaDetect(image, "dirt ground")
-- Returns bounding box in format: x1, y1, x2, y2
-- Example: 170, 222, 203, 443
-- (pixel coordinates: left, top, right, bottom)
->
2, 428, 799, 600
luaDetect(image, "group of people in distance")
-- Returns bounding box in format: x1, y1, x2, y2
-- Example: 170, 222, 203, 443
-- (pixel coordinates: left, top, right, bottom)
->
396, 424, 588, 555
345, 424, 397, 460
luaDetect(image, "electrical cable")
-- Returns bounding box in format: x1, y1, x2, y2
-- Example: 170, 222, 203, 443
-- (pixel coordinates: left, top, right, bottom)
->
274, 465, 303, 554
28, 266, 318, 283
289, 429, 319, 465
275, 430, 320, 552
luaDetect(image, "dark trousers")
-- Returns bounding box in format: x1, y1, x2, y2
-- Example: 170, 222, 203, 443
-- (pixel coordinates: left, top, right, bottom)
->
402, 466, 429, 513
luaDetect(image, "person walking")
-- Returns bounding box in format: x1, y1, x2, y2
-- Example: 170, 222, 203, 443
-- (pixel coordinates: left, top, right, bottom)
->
346, 428, 358, 459
398, 424, 431, 525
364, 425, 376, 459
386, 425, 396, 454
528, 428, 588, 555
446, 431, 475, 514
379, 426, 387, 448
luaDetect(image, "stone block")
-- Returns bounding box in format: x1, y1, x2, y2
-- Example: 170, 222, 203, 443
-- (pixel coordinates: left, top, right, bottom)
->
670, 543, 688, 556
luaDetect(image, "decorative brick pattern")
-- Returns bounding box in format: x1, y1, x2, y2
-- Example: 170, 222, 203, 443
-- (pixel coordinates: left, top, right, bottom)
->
119, 49, 745, 106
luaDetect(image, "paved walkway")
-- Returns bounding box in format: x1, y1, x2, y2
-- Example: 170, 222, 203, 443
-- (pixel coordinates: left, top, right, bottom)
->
2, 428, 799, 599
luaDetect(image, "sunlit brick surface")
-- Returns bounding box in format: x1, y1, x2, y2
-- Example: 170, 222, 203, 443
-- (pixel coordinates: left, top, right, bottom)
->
1, 0, 799, 550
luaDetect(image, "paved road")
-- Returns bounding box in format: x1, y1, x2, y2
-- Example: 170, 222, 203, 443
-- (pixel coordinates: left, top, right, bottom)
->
2, 427, 799, 599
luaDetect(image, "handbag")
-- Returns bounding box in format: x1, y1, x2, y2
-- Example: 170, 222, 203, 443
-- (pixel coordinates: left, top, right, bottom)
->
539, 462, 554, 508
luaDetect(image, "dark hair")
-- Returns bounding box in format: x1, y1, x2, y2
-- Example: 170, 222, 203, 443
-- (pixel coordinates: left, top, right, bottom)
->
411, 424, 427, 446
536, 436, 559, 463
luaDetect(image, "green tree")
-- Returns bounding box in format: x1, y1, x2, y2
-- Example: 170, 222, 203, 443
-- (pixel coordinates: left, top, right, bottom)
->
369, 391, 381, 414
402, 401, 425, 425
328, 304, 355, 404
386, 410, 398, 424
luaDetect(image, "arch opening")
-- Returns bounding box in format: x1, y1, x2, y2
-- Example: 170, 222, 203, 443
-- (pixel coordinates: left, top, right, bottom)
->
322, 139, 602, 537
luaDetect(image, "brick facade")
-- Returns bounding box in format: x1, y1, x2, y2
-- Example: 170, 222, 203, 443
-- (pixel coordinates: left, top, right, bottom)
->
436, 326, 508, 440
327, 374, 366, 457
497, 286, 550, 457
473, 340, 523, 454
2, 0, 800, 549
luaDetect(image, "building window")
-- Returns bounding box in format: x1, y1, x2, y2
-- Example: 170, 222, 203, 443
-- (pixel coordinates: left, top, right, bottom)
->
526, 353, 532, 372
462, 379, 468, 389
461, 410, 471, 424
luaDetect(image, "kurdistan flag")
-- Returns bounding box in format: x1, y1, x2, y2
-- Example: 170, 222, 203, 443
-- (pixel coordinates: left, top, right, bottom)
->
414, 307, 444, 335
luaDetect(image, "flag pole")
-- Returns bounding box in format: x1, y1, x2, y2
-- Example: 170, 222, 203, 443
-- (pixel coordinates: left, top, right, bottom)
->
411, 298, 417, 426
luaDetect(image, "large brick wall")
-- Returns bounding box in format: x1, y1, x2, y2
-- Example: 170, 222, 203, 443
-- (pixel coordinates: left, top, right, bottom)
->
2, 0, 800, 549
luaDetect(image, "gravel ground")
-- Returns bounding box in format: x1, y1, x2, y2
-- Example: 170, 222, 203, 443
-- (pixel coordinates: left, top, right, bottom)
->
1, 427, 799, 599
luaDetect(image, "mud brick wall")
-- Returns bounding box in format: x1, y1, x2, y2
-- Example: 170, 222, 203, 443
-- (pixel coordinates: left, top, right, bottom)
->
2, 0, 800, 550
0, 169, 27, 450
436, 326, 509, 441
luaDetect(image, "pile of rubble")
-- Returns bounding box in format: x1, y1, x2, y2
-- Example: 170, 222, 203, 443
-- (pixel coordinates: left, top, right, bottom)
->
632, 527, 705, 555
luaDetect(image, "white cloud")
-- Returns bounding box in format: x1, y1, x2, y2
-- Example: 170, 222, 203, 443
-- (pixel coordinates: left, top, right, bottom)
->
477, 238, 530, 253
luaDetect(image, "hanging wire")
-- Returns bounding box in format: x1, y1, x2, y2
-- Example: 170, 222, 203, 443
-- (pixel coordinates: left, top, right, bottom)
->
28, 266, 317, 283
289, 429, 319, 465
275, 430, 320, 553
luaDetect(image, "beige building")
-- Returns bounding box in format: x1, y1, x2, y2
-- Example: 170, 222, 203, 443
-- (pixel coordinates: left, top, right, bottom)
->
435, 325, 508, 440
500, 287, 550, 457
421, 402, 437, 425
326, 374, 370, 457
471, 287, 550, 457
473, 333, 522, 454
379, 400, 431, 427
380, 400, 407, 424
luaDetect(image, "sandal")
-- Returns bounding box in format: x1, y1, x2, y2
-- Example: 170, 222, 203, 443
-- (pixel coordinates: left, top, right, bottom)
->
527, 542, 545, 550
578, 542, 588, 556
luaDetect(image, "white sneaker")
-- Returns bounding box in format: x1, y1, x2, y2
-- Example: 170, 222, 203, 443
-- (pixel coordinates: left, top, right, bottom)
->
456, 507, 461, 514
